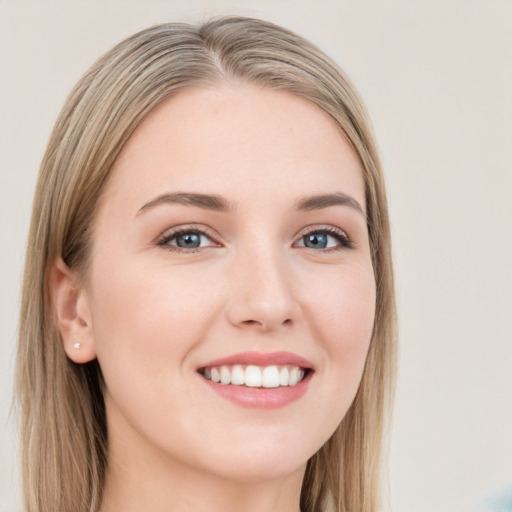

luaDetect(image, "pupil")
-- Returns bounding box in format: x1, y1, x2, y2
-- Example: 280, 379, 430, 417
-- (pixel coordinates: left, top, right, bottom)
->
177, 233, 200, 248
305, 233, 327, 249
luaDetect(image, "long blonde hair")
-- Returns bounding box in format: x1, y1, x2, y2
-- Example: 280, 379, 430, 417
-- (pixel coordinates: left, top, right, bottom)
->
16, 16, 396, 512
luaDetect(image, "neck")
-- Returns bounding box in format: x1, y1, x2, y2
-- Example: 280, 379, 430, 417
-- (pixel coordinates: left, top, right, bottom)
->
100, 469, 304, 512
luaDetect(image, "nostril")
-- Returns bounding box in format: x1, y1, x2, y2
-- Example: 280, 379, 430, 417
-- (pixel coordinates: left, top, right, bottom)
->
240, 318, 293, 331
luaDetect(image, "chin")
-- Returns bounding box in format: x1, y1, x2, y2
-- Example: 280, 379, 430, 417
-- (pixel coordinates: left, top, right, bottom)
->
183, 430, 319, 484
204, 453, 308, 485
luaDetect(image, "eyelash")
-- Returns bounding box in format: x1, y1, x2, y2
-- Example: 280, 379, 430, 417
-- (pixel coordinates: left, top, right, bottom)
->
297, 225, 353, 251
156, 224, 353, 253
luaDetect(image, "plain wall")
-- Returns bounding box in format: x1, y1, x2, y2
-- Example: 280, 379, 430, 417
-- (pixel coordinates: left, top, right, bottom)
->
1, 1, 511, 511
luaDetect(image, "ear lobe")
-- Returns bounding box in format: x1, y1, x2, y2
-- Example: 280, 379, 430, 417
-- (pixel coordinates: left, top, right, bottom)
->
49, 258, 97, 364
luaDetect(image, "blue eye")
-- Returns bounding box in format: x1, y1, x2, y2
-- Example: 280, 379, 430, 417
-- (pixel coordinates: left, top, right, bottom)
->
174, 232, 201, 248
158, 229, 217, 252
296, 227, 352, 251
303, 233, 329, 249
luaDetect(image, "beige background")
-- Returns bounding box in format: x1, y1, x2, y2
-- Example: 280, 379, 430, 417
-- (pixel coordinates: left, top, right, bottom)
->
1, 1, 511, 511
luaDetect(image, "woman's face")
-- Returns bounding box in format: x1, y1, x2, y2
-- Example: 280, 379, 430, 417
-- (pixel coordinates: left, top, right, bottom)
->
80, 84, 375, 482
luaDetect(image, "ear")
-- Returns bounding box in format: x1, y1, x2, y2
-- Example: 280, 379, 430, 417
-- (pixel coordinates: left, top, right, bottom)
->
49, 258, 97, 364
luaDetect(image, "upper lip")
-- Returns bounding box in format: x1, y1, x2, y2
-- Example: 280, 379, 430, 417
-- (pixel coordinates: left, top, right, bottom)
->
198, 351, 314, 370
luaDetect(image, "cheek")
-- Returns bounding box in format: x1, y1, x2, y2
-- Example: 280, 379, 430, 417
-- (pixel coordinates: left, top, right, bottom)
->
85, 259, 227, 451
305, 262, 376, 391
86, 257, 220, 384
310, 263, 375, 345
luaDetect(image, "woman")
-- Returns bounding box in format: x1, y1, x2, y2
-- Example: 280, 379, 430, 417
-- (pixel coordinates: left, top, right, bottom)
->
16, 16, 396, 512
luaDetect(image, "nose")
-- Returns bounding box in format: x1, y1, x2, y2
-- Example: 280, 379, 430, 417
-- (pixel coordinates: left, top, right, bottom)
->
225, 244, 301, 332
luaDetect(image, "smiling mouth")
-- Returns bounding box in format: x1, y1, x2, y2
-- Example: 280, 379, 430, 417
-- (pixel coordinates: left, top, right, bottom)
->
198, 364, 310, 388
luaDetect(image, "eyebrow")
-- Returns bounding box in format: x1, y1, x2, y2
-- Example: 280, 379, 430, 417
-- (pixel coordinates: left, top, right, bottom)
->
137, 191, 365, 217
293, 192, 365, 217
137, 192, 234, 216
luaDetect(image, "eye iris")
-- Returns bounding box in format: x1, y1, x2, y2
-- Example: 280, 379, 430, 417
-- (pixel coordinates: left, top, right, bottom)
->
176, 233, 201, 248
304, 233, 328, 249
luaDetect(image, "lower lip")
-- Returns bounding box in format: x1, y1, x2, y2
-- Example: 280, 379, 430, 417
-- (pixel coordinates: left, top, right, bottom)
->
200, 372, 312, 409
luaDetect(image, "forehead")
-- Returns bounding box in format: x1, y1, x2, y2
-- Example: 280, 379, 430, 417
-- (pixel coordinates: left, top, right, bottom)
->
104, 84, 365, 214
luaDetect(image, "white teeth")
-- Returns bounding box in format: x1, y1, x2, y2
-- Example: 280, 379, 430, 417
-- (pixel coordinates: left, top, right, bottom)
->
262, 366, 280, 388
211, 367, 221, 383
279, 367, 289, 386
288, 367, 299, 386
220, 365, 231, 385
202, 364, 307, 388
245, 365, 262, 387
231, 364, 245, 385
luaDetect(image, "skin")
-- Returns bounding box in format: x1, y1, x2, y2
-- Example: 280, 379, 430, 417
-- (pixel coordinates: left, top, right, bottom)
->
52, 84, 376, 512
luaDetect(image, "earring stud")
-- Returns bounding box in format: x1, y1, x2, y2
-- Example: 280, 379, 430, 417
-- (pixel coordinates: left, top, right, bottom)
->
73, 342, 81, 349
